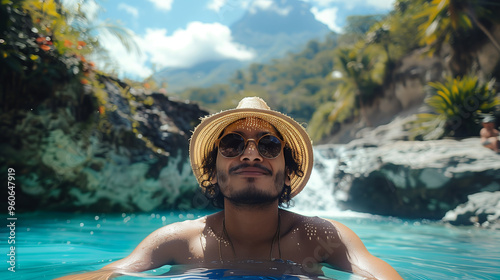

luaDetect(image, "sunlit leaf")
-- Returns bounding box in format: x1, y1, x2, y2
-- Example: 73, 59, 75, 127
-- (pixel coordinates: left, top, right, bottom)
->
410, 75, 499, 139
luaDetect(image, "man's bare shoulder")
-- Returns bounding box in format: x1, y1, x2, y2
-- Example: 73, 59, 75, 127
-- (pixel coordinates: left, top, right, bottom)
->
102, 212, 222, 272
153, 212, 221, 239
281, 210, 343, 232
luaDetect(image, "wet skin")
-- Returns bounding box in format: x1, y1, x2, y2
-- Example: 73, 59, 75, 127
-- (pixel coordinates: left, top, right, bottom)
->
480, 122, 499, 152
56, 118, 403, 280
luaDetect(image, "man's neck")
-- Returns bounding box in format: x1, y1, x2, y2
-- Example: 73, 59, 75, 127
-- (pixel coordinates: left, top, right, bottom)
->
223, 200, 280, 246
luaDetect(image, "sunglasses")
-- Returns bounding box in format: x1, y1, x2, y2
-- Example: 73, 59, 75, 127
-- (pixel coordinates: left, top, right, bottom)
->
216, 132, 285, 159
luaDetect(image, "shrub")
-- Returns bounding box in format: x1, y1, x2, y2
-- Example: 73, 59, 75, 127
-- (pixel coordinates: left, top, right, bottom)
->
409, 75, 499, 140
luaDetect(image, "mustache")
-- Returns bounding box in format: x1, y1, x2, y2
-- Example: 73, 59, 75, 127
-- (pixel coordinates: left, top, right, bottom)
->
229, 163, 272, 175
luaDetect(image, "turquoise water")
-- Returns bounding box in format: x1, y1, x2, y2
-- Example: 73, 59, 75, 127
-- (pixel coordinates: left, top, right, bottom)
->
1, 210, 500, 279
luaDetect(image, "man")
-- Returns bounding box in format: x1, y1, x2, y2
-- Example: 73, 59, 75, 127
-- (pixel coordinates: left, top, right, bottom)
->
58, 97, 403, 279
480, 115, 499, 153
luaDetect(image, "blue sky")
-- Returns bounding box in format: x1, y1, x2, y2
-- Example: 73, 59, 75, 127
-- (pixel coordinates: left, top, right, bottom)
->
64, 0, 394, 80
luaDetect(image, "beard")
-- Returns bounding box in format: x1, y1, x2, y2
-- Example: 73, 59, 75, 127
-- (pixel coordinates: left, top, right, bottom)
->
226, 186, 282, 207
217, 165, 286, 207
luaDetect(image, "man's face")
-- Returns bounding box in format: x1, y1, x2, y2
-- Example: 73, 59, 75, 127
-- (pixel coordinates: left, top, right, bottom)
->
214, 117, 290, 206
483, 122, 495, 130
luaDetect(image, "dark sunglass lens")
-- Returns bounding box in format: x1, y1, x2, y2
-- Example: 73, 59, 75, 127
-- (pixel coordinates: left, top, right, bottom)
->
258, 135, 282, 158
219, 133, 245, 157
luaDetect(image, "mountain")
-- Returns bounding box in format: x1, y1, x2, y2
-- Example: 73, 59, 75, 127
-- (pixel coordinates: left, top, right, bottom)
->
155, 0, 331, 93
231, 0, 329, 61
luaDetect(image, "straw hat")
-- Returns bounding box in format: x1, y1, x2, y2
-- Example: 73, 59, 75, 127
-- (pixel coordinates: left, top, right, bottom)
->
189, 97, 313, 198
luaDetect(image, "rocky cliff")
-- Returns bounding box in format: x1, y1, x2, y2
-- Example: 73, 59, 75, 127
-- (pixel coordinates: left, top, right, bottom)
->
330, 138, 500, 220
0, 76, 208, 212
327, 24, 500, 144
314, 113, 500, 228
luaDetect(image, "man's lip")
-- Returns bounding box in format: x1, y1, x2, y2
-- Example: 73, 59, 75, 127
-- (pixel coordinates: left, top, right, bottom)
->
233, 167, 270, 175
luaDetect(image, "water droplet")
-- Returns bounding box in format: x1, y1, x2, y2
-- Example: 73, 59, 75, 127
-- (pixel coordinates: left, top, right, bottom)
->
79, 223, 84, 227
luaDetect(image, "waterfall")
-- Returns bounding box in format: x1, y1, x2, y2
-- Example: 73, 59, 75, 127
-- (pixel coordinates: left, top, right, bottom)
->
291, 145, 343, 215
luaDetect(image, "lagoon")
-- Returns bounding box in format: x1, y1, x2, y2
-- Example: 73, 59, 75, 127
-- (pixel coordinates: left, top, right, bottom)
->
2, 148, 499, 279
1, 210, 499, 279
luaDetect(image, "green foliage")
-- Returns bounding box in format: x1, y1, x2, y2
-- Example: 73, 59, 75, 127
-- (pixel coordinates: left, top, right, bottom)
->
338, 15, 384, 47
0, 0, 137, 113
179, 33, 341, 123
0, 0, 87, 111
414, 0, 500, 75
409, 76, 500, 140
307, 45, 384, 141
414, 0, 473, 58
178, 0, 500, 143
307, 101, 339, 141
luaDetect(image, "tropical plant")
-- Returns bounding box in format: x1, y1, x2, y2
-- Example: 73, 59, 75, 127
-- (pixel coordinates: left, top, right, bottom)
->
0, 0, 137, 113
415, 0, 500, 76
335, 47, 384, 122
306, 46, 384, 141
409, 75, 500, 140
307, 102, 339, 142
338, 14, 384, 47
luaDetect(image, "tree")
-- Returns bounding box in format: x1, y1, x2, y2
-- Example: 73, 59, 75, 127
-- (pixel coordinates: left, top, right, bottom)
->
334, 47, 383, 125
415, 0, 500, 76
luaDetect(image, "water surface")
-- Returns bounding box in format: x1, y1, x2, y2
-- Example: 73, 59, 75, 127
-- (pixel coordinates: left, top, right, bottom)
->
1, 211, 499, 279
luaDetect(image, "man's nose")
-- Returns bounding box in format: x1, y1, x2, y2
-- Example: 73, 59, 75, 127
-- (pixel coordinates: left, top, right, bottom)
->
240, 140, 263, 161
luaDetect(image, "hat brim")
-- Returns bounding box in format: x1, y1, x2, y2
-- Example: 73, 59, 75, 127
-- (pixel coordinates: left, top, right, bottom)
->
189, 107, 313, 198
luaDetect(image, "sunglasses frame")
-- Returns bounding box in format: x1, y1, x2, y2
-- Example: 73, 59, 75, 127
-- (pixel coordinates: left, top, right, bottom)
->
216, 132, 285, 159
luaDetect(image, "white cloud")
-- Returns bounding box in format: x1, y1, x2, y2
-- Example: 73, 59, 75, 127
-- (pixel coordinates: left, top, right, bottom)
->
97, 31, 152, 79
207, 0, 250, 20
249, 0, 292, 16
98, 22, 255, 79
141, 22, 255, 69
61, 0, 100, 21
147, 0, 174, 11
118, 3, 139, 18
310, 7, 341, 33
252, 0, 273, 10
303, 0, 394, 10
207, 0, 227, 12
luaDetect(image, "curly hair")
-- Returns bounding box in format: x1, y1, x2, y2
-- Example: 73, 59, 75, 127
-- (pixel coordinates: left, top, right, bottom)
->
200, 141, 304, 209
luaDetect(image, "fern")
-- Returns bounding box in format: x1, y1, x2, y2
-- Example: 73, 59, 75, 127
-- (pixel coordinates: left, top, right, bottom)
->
409, 75, 499, 139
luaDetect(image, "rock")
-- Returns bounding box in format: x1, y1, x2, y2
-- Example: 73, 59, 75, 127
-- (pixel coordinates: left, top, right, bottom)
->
325, 48, 446, 145
0, 76, 209, 212
442, 191, 500, 229
333, 138, 500, 219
